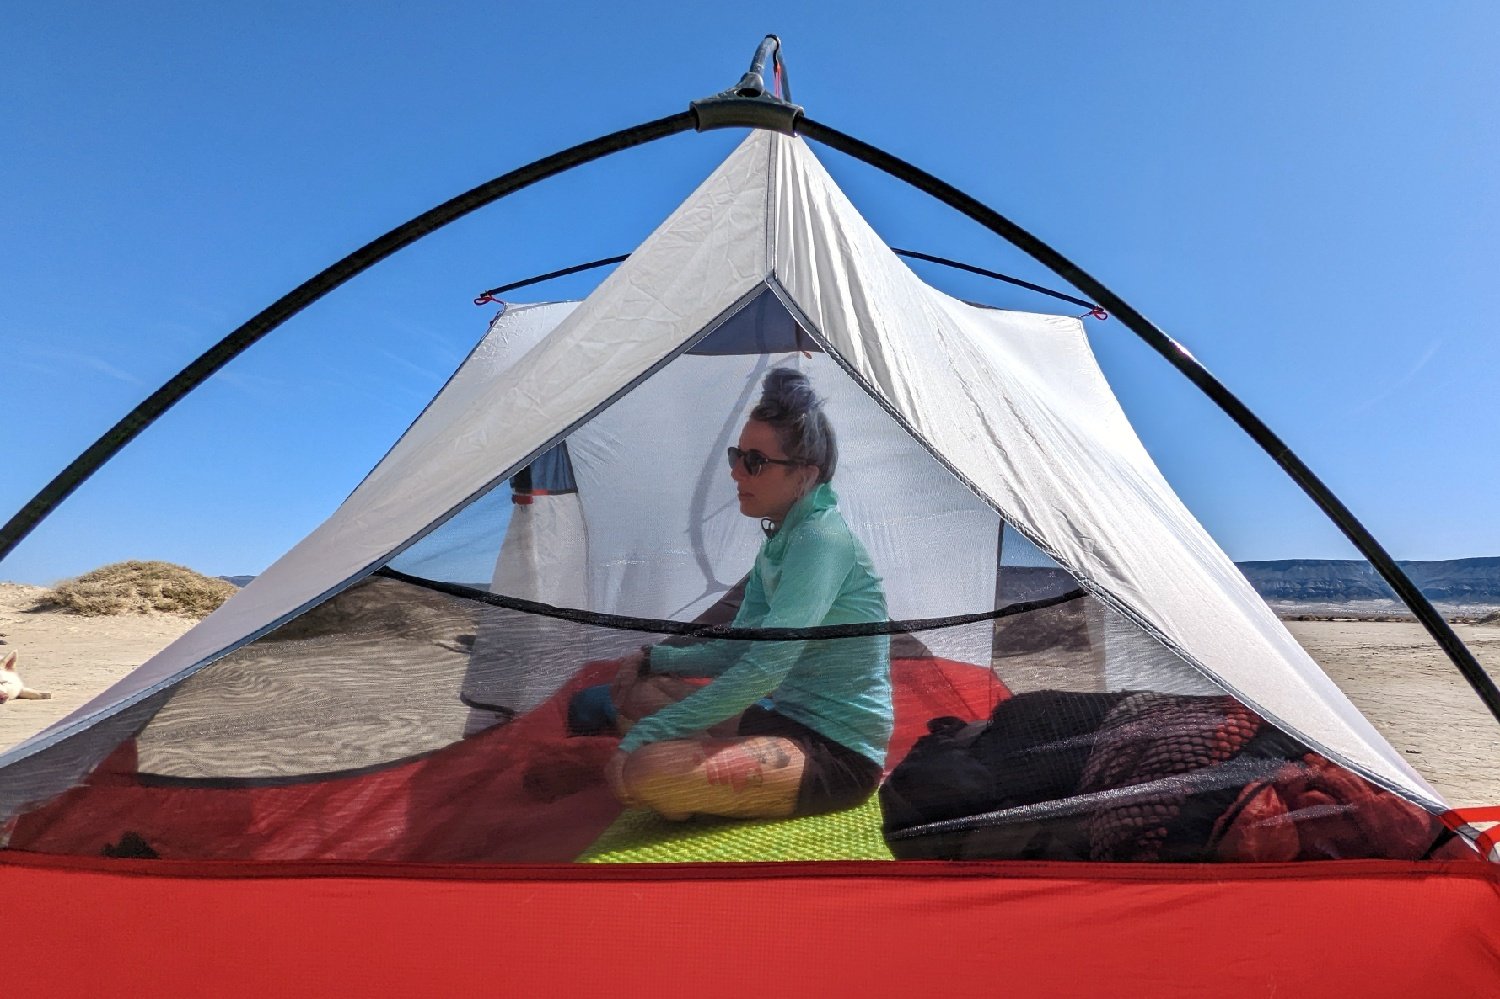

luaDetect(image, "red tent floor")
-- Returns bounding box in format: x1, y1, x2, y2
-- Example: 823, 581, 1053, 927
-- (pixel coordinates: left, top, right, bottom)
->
4, 855, 1498, 998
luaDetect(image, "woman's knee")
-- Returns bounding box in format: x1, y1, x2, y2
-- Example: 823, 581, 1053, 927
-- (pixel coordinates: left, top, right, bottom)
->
622, 738, 806, 820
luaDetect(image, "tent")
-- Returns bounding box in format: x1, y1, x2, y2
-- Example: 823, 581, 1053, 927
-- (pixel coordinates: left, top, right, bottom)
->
4, 49, 1499, 997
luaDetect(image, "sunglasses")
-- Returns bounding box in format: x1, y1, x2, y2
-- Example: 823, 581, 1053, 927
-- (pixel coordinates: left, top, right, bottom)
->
727, 446, 804, 476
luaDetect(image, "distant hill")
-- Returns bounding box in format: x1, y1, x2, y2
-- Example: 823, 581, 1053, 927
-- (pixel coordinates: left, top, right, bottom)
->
1235, 557, 1500, 604
218, 575, 256, 588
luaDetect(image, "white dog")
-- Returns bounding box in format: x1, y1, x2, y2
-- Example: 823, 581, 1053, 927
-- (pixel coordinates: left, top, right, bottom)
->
0, 651, 50, 703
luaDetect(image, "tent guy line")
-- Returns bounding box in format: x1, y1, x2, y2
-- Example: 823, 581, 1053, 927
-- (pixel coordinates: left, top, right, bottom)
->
473, 247, 1106, 315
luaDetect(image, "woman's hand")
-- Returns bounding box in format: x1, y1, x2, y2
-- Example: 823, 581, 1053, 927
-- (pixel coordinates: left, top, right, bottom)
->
605, 750, 635, 806
611, 650, 645, 699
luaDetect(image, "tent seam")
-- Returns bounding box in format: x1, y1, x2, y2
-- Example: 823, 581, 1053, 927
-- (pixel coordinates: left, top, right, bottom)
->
763, 132, 777, 279
337, 303, 554, 505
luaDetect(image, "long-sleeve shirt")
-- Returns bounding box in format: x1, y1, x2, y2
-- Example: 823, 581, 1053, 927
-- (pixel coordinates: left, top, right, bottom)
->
618, 483, 893, 765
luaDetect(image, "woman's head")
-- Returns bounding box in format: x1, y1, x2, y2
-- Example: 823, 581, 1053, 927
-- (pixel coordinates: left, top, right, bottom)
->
729, 368, 837, 523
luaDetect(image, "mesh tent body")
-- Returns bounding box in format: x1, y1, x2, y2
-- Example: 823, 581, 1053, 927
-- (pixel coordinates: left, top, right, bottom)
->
3, 130, 1497, 996
0, 130, 1438, 804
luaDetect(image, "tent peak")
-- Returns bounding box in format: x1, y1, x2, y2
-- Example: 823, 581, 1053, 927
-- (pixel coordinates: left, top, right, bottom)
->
692, 35, 803, 134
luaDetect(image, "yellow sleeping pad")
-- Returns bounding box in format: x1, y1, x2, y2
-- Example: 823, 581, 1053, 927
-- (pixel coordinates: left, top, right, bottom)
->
578, 796, 894, 863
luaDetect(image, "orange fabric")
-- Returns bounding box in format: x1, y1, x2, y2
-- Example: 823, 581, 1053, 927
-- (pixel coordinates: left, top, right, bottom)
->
3, 857, 1498, 999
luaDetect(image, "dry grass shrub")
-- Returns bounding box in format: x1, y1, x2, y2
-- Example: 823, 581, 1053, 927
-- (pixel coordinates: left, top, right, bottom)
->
262, 576, 459, 641
1479, 609, 1500, 627
35, 561, 237, 618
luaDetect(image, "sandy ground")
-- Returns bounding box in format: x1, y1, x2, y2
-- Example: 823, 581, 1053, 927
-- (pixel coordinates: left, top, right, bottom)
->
1287, 619, 1500, 808
2, 580, 1497, 808
0, 583, 195, 754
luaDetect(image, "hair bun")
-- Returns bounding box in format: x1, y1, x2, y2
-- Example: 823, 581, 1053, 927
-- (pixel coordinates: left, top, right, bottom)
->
750, 367, 838, 482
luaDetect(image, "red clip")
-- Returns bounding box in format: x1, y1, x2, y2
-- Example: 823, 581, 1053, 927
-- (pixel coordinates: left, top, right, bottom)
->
1474, 825, 1500, 861
474, 293, 500, 307
1086, 307, 1109, 321
1440, 807, 1500, 859
1444, 805, 1500, 825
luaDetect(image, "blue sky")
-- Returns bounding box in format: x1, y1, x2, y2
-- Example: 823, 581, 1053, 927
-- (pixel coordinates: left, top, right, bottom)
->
4, 3, 1498, 584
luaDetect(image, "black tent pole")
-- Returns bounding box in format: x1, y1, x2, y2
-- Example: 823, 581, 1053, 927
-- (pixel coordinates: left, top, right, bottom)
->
0, 35, 799, 565
0, 110, 696, 565
791, 115, 1500, 726
0, 36, 798, 566
4, 33, 1493, 726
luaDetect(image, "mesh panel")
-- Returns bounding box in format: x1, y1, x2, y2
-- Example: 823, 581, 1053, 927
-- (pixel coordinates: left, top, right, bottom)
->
136, 576, 481, 780
0, 694, 167, 832
0, 293, 1468, 863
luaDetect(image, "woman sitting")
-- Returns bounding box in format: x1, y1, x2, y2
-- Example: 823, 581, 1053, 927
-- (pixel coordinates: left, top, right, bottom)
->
601, 367, 892, 821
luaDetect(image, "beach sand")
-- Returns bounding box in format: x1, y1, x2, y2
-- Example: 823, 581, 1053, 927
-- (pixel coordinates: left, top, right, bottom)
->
2, 580, 1496, 808
0, 583, 195, 754
1287, 618, 1500, 808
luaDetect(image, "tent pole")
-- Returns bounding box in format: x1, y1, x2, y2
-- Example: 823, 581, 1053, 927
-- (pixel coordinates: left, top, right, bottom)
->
794, 115, 1500, 727
0, 111, 696, 566
0, 36, 789, 567
6, 44, 1491, 725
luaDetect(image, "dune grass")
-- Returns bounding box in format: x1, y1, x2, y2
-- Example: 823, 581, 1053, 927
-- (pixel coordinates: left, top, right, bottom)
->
34, 560, 237, 619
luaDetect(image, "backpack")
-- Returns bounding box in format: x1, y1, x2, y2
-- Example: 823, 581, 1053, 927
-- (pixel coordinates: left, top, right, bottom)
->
881, 690, 1307, 861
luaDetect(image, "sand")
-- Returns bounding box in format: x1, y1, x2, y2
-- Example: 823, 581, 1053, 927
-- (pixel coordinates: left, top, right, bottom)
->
2, 580, 1497, 809
0, 583, 195, 753
1287, 619, 1500, 808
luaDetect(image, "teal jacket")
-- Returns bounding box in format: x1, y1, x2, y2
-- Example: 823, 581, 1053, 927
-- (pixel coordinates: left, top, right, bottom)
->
618, 483, 893, 765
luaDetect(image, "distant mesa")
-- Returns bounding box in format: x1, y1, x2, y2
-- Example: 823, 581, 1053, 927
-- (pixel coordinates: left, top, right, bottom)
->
993, 559, 1500, 616
218, 575, 256, 588
1236, 557, 1500, 605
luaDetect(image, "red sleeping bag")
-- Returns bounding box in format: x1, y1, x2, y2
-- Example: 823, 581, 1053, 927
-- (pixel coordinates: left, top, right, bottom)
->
1214, 752, 1472, 862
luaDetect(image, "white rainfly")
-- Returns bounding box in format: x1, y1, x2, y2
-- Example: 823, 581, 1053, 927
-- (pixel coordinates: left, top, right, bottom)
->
0, 129, 1440, 811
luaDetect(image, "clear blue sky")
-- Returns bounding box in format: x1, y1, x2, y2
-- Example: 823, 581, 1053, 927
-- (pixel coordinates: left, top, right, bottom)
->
4, 3, 1497, 585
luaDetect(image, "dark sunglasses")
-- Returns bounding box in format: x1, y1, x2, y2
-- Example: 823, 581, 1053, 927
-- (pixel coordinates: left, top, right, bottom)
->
727, 446, 804, 476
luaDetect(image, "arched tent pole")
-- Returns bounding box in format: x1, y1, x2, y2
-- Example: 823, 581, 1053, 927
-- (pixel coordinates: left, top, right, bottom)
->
4, 34, 1493, 726
788, 115, 1500, 727
0, 109, 697, 565
0, 35, 805, 565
